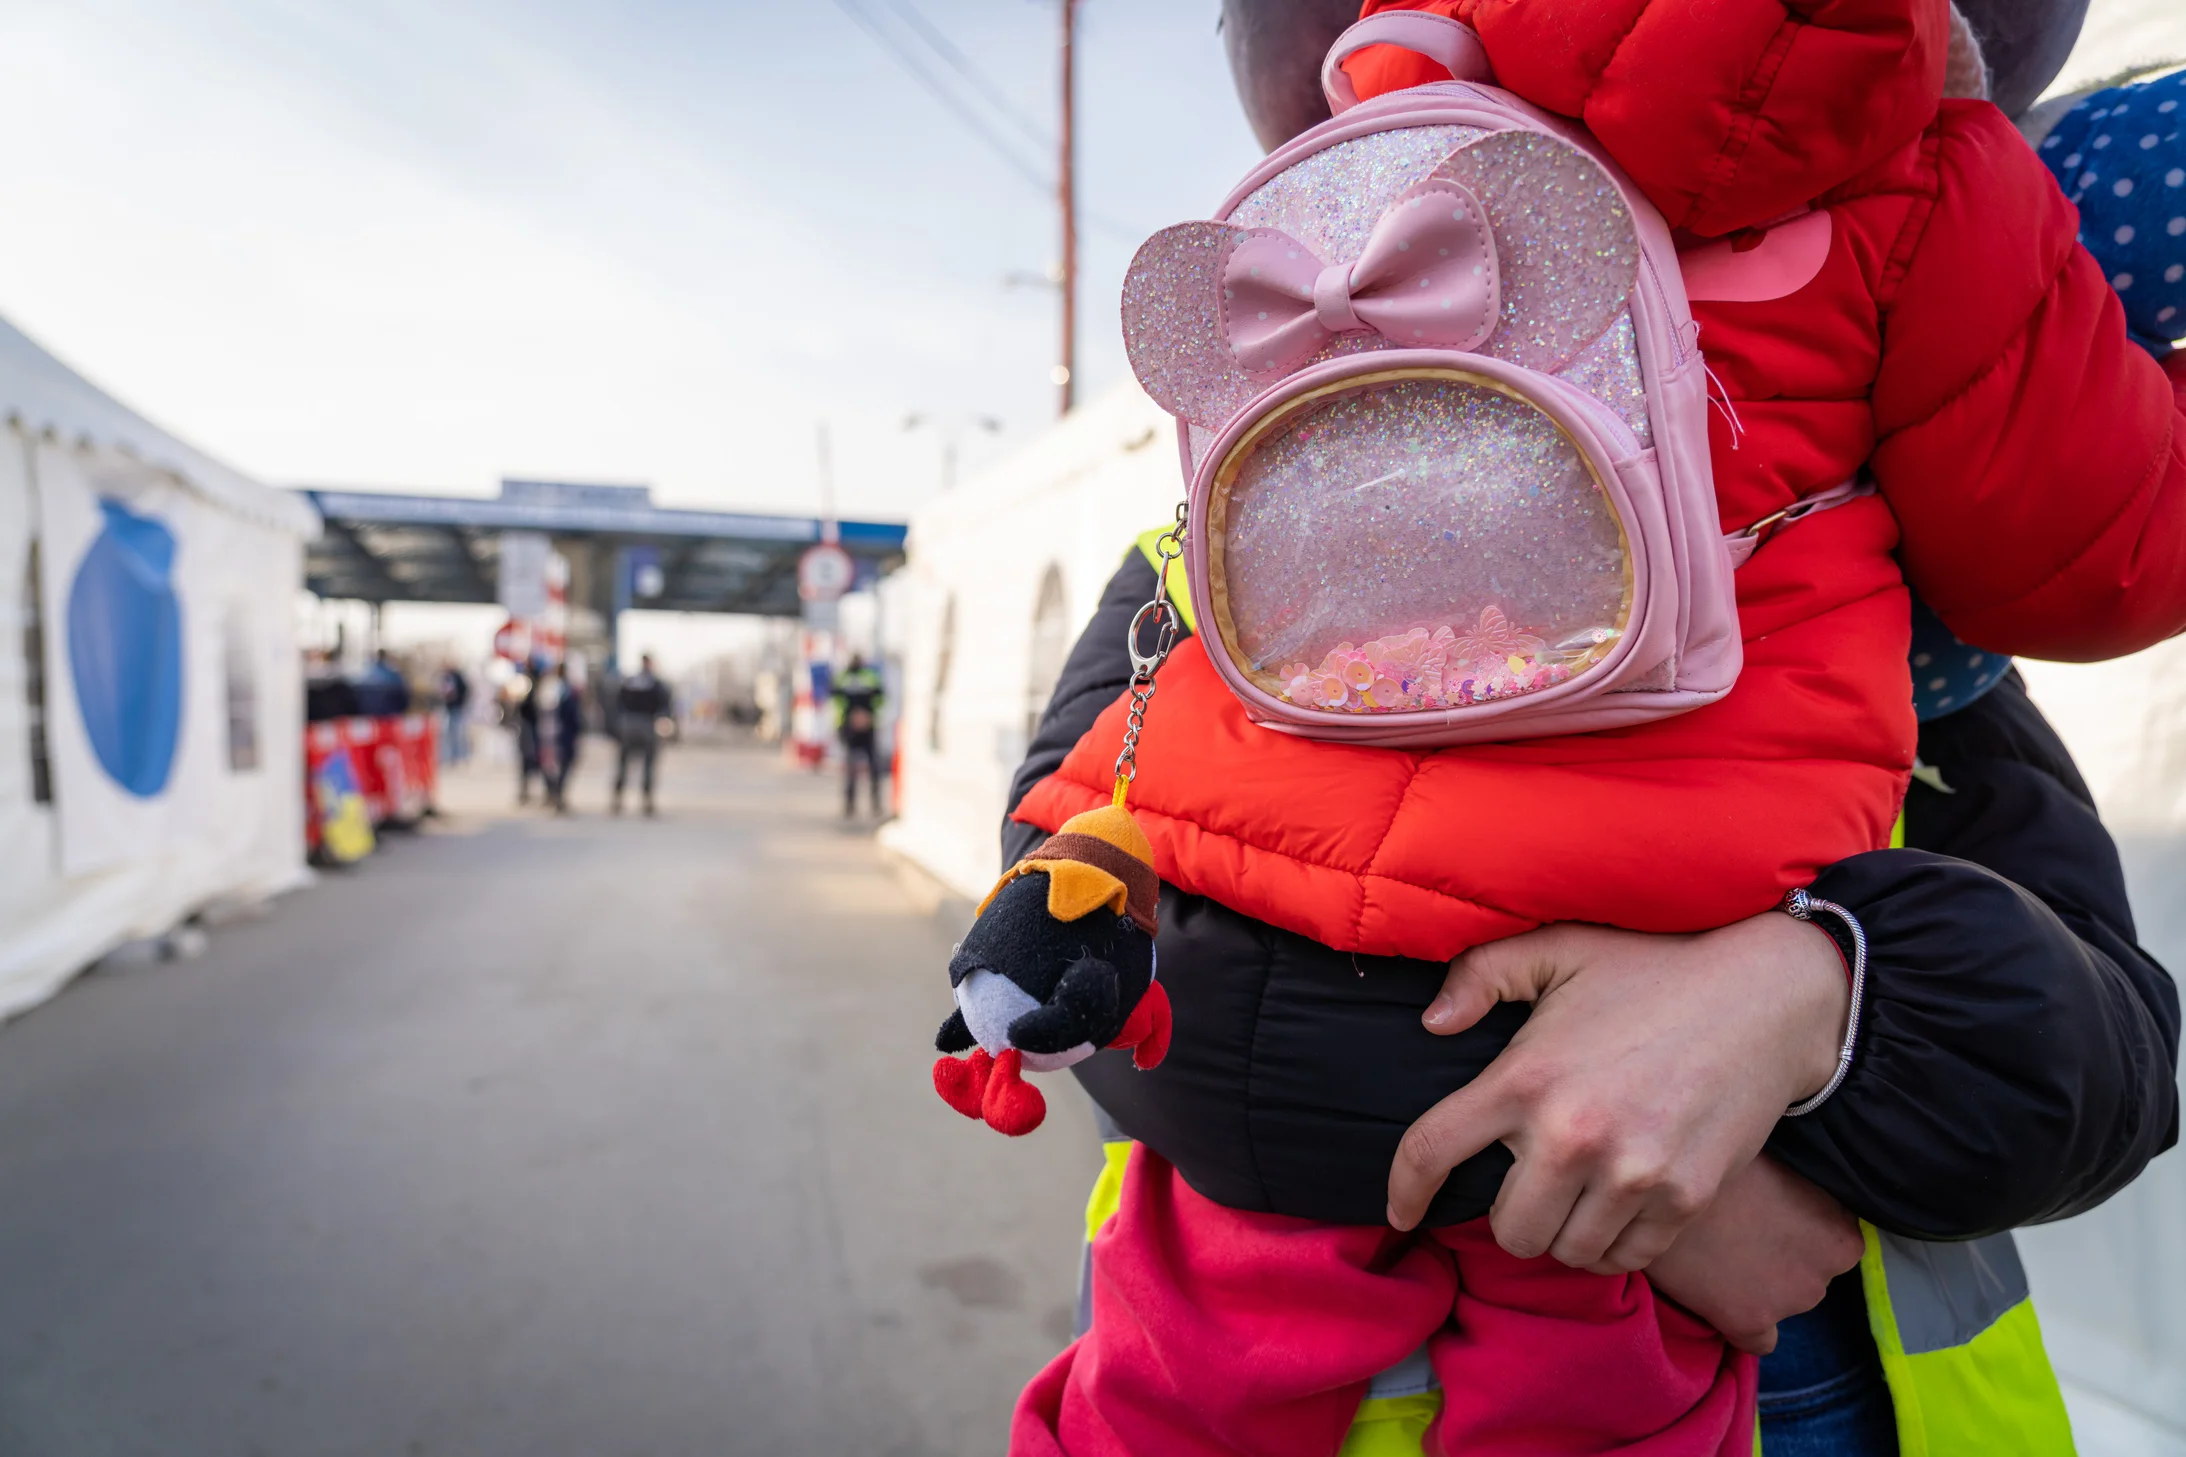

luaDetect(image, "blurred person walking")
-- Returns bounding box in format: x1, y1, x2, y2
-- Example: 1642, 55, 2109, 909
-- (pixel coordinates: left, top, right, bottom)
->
829, 655, 886, 819
515, 662, 545, 806
613, 653, 672, 817
438, 663, 471, 765
544, 663, 584, 815
357, 649, 411, 716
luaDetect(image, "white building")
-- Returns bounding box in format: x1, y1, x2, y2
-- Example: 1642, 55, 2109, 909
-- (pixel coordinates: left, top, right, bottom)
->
880, 380, 1180, 900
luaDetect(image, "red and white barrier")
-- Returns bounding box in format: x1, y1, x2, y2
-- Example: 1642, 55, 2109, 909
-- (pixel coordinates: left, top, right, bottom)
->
304, 714, 439, 859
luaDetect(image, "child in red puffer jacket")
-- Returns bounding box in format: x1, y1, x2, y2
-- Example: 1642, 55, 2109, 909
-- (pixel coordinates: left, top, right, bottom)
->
1000, 3, 2186, 1453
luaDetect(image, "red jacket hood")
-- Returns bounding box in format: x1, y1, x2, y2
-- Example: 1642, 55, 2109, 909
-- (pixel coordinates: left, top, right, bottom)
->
1354, 0, 1951, 236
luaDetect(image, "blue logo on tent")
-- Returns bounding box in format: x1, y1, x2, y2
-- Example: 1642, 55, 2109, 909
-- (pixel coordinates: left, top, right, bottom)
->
67, 498, 183, 797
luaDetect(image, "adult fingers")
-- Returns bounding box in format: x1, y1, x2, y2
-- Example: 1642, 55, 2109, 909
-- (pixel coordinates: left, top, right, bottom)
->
1388, 1077, 1519, 1232
1584, 1208, 1689, 1275
1423, 925, 1581, 1035
1634, 1263, 1780, 1354
1500, 1116, 1712, 1269
1637, 1156, 1856, 1352
1420, 950, 1504, 1035
1485, 1139, 1593, 1261
1570, 1157, 1716, 1273
1546, 1182, 1653, 1271
1725, 1322, 1780, 1356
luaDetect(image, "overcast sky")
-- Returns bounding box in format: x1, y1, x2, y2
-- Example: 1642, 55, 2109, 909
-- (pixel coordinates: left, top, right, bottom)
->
0, 0, 1263, 521
7, 0, 2175, 533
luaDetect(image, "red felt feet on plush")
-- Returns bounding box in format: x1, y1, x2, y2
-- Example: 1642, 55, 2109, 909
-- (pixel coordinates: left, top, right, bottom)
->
982, 1048, 1047, 1136
933, 1046, 994, 1120
1110, 979, 1174, 1070
937, 1047, 1046, 1135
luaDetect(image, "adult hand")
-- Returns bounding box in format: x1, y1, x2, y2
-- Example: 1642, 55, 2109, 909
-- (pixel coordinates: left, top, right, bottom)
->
1385, 913, 1850, 1274
1645, 1154, 1866, 1355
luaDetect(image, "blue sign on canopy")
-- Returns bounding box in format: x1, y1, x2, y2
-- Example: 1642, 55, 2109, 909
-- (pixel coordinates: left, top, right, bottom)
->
67, 498, 184, 797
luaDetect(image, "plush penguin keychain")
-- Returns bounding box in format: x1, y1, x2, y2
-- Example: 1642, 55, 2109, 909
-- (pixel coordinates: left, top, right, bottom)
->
932, 514, 1188, 1135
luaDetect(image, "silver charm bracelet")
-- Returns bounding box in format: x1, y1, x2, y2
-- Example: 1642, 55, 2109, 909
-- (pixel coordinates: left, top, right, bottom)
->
1780, 886, 1867, 1118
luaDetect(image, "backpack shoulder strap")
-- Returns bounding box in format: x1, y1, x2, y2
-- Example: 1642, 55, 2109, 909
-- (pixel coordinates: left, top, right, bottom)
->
1321, 13, 1494, 114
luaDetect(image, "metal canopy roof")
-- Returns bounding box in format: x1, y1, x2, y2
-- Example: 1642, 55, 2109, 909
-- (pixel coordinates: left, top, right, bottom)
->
299, 479, 906, 617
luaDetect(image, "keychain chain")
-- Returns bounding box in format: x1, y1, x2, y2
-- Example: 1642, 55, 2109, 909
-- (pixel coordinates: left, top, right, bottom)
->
1112, 501, 1188, 808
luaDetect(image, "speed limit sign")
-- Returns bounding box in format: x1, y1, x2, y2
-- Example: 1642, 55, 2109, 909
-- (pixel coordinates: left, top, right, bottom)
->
798, 542, 855, 603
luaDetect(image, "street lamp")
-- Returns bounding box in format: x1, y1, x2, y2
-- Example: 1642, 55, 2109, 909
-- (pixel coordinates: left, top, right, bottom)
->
902, 413, 1004, 492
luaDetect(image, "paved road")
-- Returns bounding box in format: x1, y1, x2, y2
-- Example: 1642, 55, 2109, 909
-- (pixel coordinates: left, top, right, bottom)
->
0, 739, 1096, 1457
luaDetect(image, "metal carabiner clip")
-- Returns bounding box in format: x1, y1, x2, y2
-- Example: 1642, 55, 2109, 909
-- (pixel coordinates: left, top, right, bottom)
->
1126, 598, 1181, 681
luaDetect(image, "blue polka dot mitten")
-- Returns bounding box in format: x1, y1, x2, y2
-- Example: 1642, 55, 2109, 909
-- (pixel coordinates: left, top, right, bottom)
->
1910, 592, 2011, 721
2038, 69, 2186, 355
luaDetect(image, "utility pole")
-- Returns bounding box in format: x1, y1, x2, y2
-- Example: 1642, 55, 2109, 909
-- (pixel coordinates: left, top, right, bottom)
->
1057, 0, 1079, 417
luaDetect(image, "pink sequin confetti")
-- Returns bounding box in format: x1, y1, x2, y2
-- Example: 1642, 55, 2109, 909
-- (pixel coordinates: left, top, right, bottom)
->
1274, 608, 1606, 713
1449, 604, 1542, 667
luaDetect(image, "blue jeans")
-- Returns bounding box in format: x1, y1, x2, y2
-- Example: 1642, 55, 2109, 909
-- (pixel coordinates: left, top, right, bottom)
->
1756, 1270, 1899, 1455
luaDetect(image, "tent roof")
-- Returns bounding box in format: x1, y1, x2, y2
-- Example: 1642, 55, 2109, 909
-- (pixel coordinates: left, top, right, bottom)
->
0, 315, 319, 538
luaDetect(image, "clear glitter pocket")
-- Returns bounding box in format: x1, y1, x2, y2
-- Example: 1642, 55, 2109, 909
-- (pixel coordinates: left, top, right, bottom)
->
1188, 351, 1676, 742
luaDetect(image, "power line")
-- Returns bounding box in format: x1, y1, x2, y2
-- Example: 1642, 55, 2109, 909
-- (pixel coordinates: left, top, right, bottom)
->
827, 0, 1051, 194
827, 0, 1144, 243
877, 0, 1055, 150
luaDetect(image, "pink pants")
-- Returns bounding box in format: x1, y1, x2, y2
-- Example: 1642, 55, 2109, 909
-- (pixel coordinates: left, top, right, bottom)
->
1014, 1149, 1755, 1457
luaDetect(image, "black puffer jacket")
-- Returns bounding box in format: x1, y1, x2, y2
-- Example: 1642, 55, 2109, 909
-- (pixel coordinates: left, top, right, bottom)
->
1004, 551, 2180, 1239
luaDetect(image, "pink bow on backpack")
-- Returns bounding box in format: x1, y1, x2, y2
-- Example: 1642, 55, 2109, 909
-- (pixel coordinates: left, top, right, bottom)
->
1224, 177, 1502, 378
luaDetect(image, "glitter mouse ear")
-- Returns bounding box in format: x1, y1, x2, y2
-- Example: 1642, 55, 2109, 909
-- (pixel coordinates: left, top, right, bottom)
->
1120, 222, 1267, 431
1123, 130, 1640, 425
1431, 130, 1641, 375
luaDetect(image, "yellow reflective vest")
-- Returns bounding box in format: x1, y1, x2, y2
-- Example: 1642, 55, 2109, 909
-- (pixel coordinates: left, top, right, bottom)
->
1856, 1221, 2074, 1455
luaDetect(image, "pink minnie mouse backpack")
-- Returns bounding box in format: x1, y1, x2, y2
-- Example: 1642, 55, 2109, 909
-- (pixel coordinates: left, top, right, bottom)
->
1124, 12, 1858, 749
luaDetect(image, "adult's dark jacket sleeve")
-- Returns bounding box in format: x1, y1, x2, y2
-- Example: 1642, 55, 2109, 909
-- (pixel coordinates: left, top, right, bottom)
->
1765, 674, 2181, 1241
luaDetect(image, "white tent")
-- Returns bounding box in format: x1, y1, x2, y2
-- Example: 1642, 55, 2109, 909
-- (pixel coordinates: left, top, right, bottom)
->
0, 315, 318, 1021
